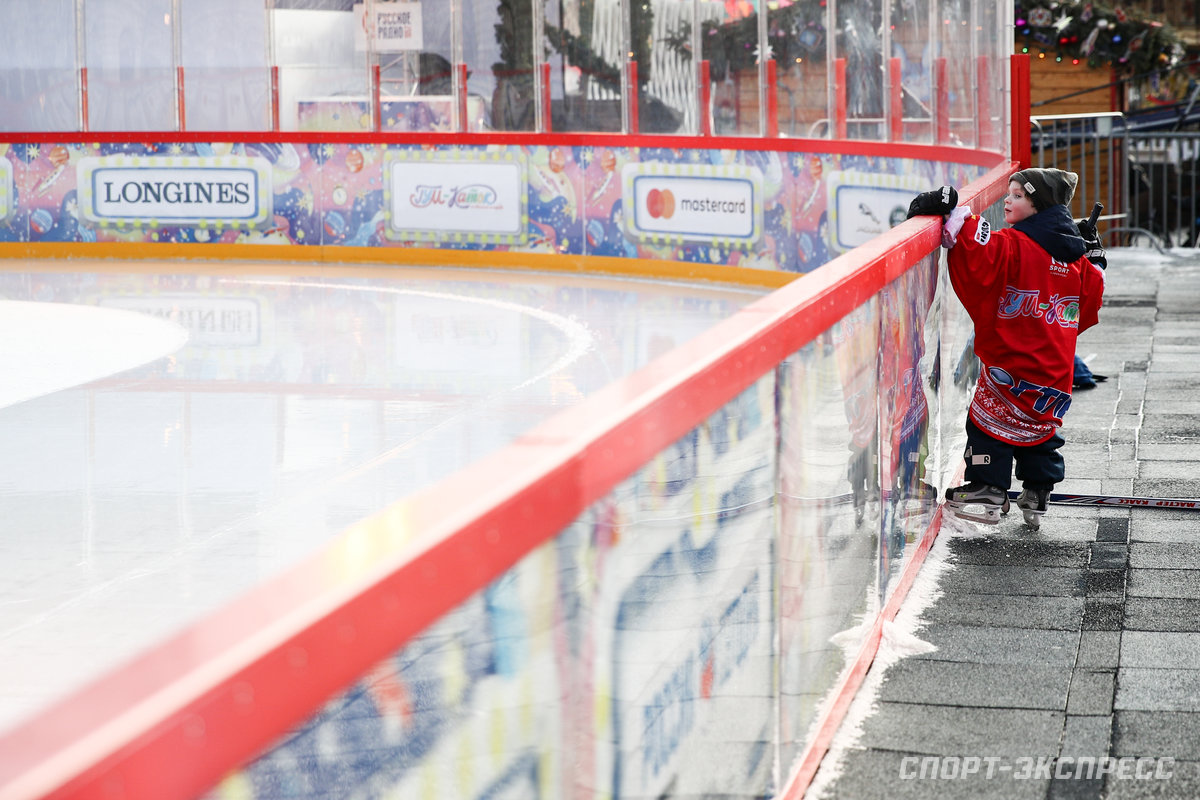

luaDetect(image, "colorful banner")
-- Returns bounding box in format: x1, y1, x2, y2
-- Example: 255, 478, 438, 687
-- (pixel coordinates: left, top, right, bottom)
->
0, 140, 984, 274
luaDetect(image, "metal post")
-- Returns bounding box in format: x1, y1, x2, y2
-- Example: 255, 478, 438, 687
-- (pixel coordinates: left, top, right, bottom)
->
758, 1, 769, 136
889, 57, 902, 142
765, 59, 778, 137
826, 0, 837, 139
172, 0, 184, 131
75, 0, 88, 132
835, 58, 847, 139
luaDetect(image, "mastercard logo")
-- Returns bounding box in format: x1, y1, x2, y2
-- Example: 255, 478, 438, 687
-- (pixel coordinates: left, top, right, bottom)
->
645, 188, 675, 219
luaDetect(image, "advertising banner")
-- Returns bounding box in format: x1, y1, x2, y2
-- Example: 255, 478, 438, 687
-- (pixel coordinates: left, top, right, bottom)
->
621, 163, 763, 249
384, 151, 527, 244
825, 170, 926, 252
75, 155, 273, 229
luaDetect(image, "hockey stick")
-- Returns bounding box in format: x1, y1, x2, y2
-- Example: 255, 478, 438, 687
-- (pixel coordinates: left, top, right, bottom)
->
1006, 490, 1200, 510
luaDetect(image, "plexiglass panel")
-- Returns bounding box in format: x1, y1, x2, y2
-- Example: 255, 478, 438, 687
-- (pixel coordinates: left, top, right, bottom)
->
771, 0, 830, 138
938, 0, 975, 146
543, 0, 626, 132
835, 0, 885, 140
274, 5, 371, 131
890, 0, 934, 144
180, 0, 270, 131
0, 0, 79, 132
484, 0, 537, 131
83, 0, 176, 131
702, 0, 761, 136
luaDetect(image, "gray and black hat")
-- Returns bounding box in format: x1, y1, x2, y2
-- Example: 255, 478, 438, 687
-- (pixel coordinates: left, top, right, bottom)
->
1010, 168, 1079, 212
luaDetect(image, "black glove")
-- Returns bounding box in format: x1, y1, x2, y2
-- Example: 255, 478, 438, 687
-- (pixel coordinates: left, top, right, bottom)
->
1076, 218, 1107, 270
906, 186, 959, 219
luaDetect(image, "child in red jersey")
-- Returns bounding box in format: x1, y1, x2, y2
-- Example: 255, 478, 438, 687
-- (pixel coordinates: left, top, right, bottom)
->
907, 170, 1106, 528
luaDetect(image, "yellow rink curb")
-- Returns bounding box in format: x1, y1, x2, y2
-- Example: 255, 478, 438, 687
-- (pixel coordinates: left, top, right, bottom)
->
0, 242, 799, 290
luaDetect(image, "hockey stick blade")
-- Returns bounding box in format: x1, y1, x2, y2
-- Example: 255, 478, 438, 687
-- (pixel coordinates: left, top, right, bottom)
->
1006, 490, 1200, 510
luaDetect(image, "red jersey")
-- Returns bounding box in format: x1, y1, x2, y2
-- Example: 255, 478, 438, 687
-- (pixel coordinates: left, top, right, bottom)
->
948, 211, 1105, 445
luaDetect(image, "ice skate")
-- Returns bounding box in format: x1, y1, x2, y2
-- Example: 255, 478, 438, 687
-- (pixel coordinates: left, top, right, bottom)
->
944, 482, 1010, 524
1016, 488, 1050, 529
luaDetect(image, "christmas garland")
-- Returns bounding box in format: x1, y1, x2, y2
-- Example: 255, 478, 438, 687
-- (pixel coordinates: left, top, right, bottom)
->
1015, 0, 1187, 73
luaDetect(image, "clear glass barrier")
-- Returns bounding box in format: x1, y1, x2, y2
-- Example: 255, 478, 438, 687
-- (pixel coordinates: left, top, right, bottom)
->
83, 0, 176, 132
0, 0, 78, 133
180, 0, 270, 131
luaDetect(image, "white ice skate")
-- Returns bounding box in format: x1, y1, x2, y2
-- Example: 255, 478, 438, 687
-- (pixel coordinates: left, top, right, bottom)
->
1015, 488, 1049, 529
944, 482, 1010, 525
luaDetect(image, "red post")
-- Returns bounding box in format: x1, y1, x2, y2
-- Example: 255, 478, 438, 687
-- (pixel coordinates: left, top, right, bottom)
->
457, 63, 469, 132
176, 65, 186, 132
699, 59, 711, 136
935, 57, 949, 144
977, 56, 992, 149
627, 60, 639, 134
270, 65, 280, 132
1010, 54, 1032, 168
834, 58, 847, 139
889, 57, 902, 142
765, 59, 778, 137
79, 67, 89, 132
372, 63, 382, 132
541, 62, 552, 132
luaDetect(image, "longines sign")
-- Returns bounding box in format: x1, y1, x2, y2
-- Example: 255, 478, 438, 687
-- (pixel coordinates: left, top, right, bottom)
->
76, 155, 273, 228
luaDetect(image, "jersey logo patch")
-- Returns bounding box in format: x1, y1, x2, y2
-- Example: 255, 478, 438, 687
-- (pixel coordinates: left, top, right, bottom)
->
974, 218, 991, 245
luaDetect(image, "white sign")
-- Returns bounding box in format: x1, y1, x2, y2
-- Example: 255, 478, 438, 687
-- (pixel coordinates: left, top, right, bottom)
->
76, 156, 273, 228
825, 170, 925, 252
385, 153, 526, 242
622, 164, 762, 246
355, 2, 424, 52
0, 158, 11, 222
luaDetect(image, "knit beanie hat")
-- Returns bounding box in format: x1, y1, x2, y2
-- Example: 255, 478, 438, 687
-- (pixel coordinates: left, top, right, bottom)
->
1010, 168, 1079, 212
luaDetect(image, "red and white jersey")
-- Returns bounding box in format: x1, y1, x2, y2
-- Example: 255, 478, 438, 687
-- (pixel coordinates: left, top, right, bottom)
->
948, 212, 1105, 445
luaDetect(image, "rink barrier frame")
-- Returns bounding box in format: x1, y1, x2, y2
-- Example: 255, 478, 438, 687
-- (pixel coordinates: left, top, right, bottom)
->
0, 129, 1005, 167
0, 160, 1014, 800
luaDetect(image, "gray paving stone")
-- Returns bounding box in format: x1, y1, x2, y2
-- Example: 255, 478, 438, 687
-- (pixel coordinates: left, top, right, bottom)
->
919, 594, 1084, 630
1091, 542, 1129, 569
877, 659, 1071, 710
1128, 569, 1200, 599
1130, 542, 1200, 569
1131, 516, 1200, 542
1077, 631, 1122, 669
935, 564, 1086, 597
1116, 668, 1200, 712
1067, 670, 1115, 715
1103, 757, 1200, 799
814, 748, 1052, 799
856, 702, 1065, 757
1113, 711, 1200, 760
911, 623, 1077, 668
1060, 715, 1112, 758
1120, 631, 1200, 669
1083, 598, 1124, 630
1124, 597, 1200, 632
946, 538, 1089, 568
